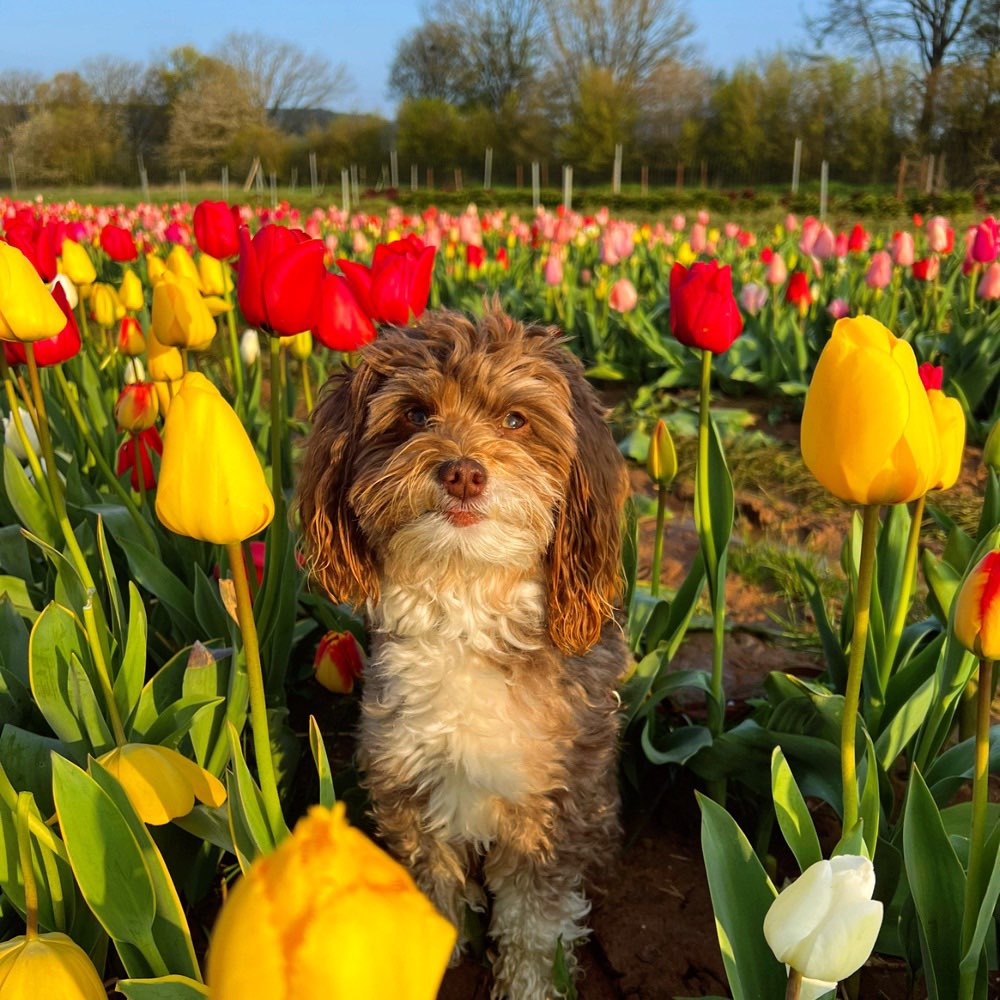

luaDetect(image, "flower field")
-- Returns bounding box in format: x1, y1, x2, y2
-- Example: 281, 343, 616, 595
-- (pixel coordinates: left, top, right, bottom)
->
0, 191, 999, 999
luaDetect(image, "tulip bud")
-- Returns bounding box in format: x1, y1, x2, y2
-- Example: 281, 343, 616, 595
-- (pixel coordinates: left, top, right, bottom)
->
0, 243, 69, 343
59, 239, 97, 286
984, 420, 1000, 474
240, 329, 260, 366
314, 630, 365, 693
114, 382, 159, 432
166, 244, 203, 290
3, 407, 39, 461
152, 274, 216, 351
50, 273, 79, 311
647, 419, 678, 489
288, 330, 312, 360
953, 550, 1000, 660
118, 315, 146, 356
763, 855, 883, 985
119, 268, 145, 312
146, 252, 166, 284
0, 932, 107, 1000
90, 283, 121, 328
123, 357, 146, 384
198, 253, 233, 297
608, 278, 638, 313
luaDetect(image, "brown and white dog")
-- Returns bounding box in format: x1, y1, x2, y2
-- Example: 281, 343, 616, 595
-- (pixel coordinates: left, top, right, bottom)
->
298, 306, 629, 999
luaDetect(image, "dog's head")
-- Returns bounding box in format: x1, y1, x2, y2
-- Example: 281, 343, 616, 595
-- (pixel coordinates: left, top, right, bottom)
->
297, 306, 629, 655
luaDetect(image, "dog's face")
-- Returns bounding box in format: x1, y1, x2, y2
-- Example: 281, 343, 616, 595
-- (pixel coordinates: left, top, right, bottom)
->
298, 308, 629, 654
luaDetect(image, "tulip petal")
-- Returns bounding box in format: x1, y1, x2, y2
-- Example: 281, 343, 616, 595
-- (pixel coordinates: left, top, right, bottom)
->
160, 746, 227, 808
763, 860, 835, 964
262, 239, 326, 336
792, 899, 883, 983
0, 243, 69, 343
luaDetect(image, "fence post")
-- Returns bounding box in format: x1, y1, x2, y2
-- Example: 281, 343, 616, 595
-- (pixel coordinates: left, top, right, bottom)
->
562, 165, 573, 212
791, 137, 802, 194
531, 162, 540, 210
454, 167, 463, 191
350, 164, 359, 203
222, 164, 229, 200
895, 156, 906, 200
179, 169, 187, 201
411, 163, 418, 191
426, 167, 434, 189
309, 152, 318, 196
270, 172, 277, 211
341, 169, 350, 213
484, 147, 493, 191
926, 153, 935, 193
612, 143, 622, 194
390, 149, 399, 188
290, 166, 297, 192
819, 160, 829, 220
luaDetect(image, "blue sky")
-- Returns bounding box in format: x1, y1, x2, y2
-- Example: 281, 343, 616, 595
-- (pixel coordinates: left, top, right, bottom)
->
4, 1, 811, 114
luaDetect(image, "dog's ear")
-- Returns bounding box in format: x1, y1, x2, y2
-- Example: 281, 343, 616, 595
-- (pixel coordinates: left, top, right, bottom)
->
545, 371, 629, 655
297, 362, 380, 608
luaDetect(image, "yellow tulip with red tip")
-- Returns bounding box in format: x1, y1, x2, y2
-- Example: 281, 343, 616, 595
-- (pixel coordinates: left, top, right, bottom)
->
801, 316, 940, 504
954, 550, 1000, 660
152, 273, 216, 351
0, 932, 106, 999
314, 630, 364, 693
207, 803, 456, 1000
114, 382, 159, 432
0, 243, 68, 343
155, 372, 274, 544
925, 390, 966, 490
96, 742, 226, 826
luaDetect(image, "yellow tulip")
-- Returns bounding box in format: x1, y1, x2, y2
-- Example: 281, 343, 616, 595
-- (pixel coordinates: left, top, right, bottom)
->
0, 243, 67, 343
152, 274, 216, 351
59, 239, 97, 286
96, 743, 226, 826
207, 803, 455, 1000
166, 245, 203, 291
0, 932, 106, 999
287, 330, 312, 360
90, 283, 121, 328
953, 550, 1000, 660
801, 316, 940, 504
676, 241, 696, 267
153, 380, 174, 418
146, 319, 184, 383
118, 268, 145, 312
925, 389, 965, 491
146, 252, 166, 284
155, 372, 274, 544
198, 254, 233, 296
647, 418, 678, 488
202, 295, 232, 317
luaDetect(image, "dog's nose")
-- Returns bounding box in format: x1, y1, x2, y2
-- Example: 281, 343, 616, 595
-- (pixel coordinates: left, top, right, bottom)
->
437, 459, 487, 500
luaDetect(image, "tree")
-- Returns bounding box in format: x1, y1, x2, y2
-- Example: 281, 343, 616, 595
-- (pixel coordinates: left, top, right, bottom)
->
216, 32, 352, 121
0, 70, 41, 140
388, 22, 477, 105
808, 0, 980, 146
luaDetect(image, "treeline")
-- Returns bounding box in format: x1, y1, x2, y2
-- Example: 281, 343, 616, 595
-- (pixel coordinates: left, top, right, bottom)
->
0, 1, 997, 193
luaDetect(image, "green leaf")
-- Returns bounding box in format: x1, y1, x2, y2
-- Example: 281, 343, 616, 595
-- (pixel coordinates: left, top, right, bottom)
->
859, 734, 880, 859
0, 596, 29, 686
641, 722, 712, 766
182, 641, 228, 769
173, 805, 234, 854
94, 516, 125, 648
115, 537, 200, 637
0, 726, 77, 817
139, 696, 225, 749
116, 977, 209, 1000
0, 668, 32, 729
902, 766, 966, 1000
309, 716, 336, 808
225, 722, 278, 871
770, 747, 822, 872
832, 820, 866, 858
51, 755, 159, 977
960, 821, 1000, 977
3, 447, 59, 546
114, 584, 148, 725
697, 793, 785, 1000
0, 575, 37, 622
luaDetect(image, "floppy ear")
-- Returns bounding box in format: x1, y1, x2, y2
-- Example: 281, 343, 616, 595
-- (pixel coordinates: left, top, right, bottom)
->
545, 369, 629, 655
297, 362, 380, 608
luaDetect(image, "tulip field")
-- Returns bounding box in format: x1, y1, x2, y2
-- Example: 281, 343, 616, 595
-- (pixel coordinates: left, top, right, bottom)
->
0, 190, 999, 999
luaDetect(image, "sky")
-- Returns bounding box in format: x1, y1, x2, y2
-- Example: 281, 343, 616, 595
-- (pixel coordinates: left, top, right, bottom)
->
2, 0, 812, 115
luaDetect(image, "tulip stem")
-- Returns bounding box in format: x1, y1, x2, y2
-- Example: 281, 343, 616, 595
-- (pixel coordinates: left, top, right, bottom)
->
269, 335, 283, 503
25, 344, 98, 595
75, 302, 91, 347
131, 431, 150, 509
82, 595, 127, 746
969, 265, 978, 314
696, 350, 718, 578
301, 359, 314, 414
650, 484, 667, 598
223, 282, 245, 411
15, 793, 39, 939
960, 656, 994, 994
0, 355, 53, 511
785, 968, 803, 1000
226, 541, 284, 837
879, 493, 926, 696
842, 504, 881, 833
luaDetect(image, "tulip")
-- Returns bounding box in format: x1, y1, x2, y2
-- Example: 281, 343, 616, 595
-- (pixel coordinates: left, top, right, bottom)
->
912, 256, 939, 282
865, 250, 893, 289
152, 274, 216, 351
0, 243, 68, 343
812, 225, 835, 260
542, 254, 563, 286
764, 855, 882, 986
608, 278, 638, 313
313, 273, 376, 351
0, 932, 106, 999
198, 253, 233, 297
954, 550, 1000, 660
917, 363, 965, 491
765, 253, 787, 285
240, 328, 260, 366
193, 199, 240, 260
668, 261, 743, 354
237, 224, 326, 336
689, 222, 707, 254
59, 239, 96, 286
96, 742, 226, 826
738, 282, 768, 316
978, 262, 1000, 300
2, 407, 39, 461
3, 283, 80, 367
166, 245, 203, 291
206, 803, 455, 1000
114, 382, 159, 432
99, 223, 138, 262
971, 218, 998, 264
118, 315, 146, 356
314, 630, 365, 693
338, 235, 436, 327
892, 231, 915, 267
118, 268, 144, 312
90, 283, 121, 328
288, 330, 312, 360
801, 316, 939, 505
50, 273, 78, 311
785, 271, 812, 316
847, 223, 870, 253
926, 216, 954, 254
116, 426, 162, 491
155, 372, 274, 544
146, 252, 166, 284
466, 243, 486, 269
146, 321, 184, 384
827, 298, 850, 320
984, 421, 1000, 474
123, 358, 146, 384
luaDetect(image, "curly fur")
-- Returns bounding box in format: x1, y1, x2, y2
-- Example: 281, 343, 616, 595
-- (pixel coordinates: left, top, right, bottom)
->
298, 306, 629, 1000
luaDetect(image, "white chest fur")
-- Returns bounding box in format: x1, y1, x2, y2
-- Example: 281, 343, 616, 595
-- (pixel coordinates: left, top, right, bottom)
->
367, 575, 551, 846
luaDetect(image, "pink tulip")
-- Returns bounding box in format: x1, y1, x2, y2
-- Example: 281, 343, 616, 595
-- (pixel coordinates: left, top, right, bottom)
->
672, 214, 686, 232
827, 297, 850, 319
865, 250, 893, 289
926, 216, 953, 254
812, 225, 836, 260
834, 231, 849, 258
799, 217, 820, 256
739, 282, 768, 316
784, 213, 799, 233
765, 253, 787, 286
971, 218, 999, 264
978, 262, 1000, 300
892, 231, 915, 267
690, 223, 707, 254
608, 278, 638, 313
697, 209, 710, 225
724, 223, 740, 239
543, 254, 563, 286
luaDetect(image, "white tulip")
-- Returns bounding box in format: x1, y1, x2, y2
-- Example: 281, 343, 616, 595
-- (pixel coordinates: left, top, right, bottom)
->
3, 408, 40, 461
49, 273, 79, 310
123, 358, 146, 384
240, 329, 260, 366
763, 855, 883, 984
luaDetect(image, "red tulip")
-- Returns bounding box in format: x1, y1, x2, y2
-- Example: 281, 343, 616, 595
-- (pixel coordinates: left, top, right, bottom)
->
912, 256, 940, 282
847, 224, 870, 253
971, 217, 999, 264
918, 362, 943, 391
785, 271, 812, 313
3, 219, 59, 281
338, 235, 435, 327
193, 200, 241, 260
314, 630, 364, 694
466, 244, 486, 268
100, 224, 138, 262
313, 273, 376, 351
2, 282, 80, 367
668, 260, 743, 354
116, 426, 163, 491
236, 224, 326, 336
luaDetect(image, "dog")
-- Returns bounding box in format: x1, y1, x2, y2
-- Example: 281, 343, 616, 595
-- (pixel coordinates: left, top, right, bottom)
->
298, 305, 630, 999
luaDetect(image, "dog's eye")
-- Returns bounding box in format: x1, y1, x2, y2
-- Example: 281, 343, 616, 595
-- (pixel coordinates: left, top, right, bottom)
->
406, 406, 431, 428
502, 411, 527, 431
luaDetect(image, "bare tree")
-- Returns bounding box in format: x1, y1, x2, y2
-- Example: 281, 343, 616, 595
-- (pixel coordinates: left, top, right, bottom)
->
389, 21, 477, 105
0, 69, 41, 139
216, 32, 352, 118
808, 0, 979, 146
80, 55, 144, 106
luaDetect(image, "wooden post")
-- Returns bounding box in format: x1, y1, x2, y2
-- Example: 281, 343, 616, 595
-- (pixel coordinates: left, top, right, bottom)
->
791, 137, 802, 194
541, 162, 549, 187
612, 143, 622, 194
350, 163, 359, 203
896, 155, 907, 200
179, 169, 187, 201
309, 151, 318, 195
6, 154, 14, 194
819, 160, 829, 220
925, 154, 935, 194
390, 149, 399, 188
270, 172, 277, 211
562, 165, 573, 212
531, 162, 540, 210
936, 152, 946, 191
640, 165, 648, 195
426, 167, 434, 189
243, 157, 261, 193
290, 166, 297, 192
341, 168, 350, 213
411, 163, 418, 191
222, 164, 229, 200
454, 167, 463, 191
484, 147, 493, 190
